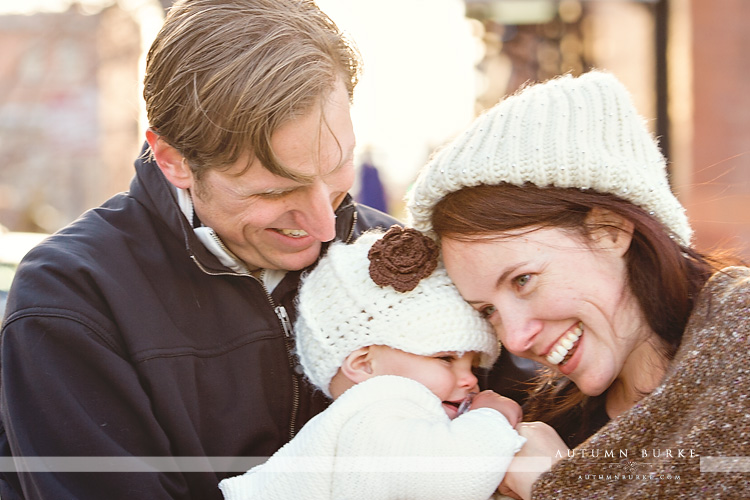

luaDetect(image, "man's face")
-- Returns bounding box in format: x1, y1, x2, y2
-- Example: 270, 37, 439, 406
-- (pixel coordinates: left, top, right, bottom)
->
189, 79, 356, 271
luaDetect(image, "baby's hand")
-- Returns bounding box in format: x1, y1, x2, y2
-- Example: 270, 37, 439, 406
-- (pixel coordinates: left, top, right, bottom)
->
469, 390, 522, 427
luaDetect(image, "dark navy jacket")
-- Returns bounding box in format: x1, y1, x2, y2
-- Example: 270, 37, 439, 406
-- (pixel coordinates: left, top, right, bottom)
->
0, 150, 397, 499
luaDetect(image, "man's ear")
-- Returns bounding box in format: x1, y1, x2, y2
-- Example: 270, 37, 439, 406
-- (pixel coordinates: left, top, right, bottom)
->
340, 347, 375, 384
585, 207, 635, 257
145, 129, 193, 190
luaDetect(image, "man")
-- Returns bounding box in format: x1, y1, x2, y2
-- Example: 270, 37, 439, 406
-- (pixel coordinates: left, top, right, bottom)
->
0, 1, 396, 498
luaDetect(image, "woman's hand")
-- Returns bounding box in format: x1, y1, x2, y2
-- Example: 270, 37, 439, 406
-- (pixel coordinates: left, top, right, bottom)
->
499, 421, 568, 500
470, 390, 523, 427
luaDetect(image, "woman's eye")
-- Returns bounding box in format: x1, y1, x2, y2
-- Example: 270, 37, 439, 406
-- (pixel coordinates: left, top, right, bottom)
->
514, 274, 531, 288
480, 304, 497, 318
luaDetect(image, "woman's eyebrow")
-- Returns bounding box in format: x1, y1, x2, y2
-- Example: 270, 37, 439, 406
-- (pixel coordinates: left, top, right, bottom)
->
463, 262, 526, 305
496, 262, 526, 288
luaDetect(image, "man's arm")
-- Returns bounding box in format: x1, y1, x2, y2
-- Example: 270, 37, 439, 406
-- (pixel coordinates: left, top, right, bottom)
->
1, 313, 194, 499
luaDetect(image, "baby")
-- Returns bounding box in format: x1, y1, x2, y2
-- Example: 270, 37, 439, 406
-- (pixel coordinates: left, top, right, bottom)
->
220, 226, 525, 500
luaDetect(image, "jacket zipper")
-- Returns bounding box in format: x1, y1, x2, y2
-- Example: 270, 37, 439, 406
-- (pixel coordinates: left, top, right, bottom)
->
344, 209, 358, 243
208, 229, 250, 274
272, 300, 301, 439
188, 208, 357, 440
189, 257, 301, 439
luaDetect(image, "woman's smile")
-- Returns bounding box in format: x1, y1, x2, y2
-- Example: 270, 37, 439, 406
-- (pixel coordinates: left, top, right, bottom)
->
545, 322, 583, 366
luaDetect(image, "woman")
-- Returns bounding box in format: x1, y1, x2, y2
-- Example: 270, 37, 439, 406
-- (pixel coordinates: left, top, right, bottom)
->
407, 71, 749, 498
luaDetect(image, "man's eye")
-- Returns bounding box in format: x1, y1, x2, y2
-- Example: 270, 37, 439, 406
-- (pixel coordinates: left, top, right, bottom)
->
480, 304, 497, 318
256, 191, 289, 199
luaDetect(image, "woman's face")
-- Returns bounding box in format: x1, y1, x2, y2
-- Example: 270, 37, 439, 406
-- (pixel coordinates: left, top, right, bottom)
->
441, 223, 651, 397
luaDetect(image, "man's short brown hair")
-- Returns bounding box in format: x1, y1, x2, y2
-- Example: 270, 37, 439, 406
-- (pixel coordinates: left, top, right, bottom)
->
143, 0, 361, 179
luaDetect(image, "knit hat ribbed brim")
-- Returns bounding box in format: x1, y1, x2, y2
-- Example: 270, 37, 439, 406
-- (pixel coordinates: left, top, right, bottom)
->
406, 71, 692, 246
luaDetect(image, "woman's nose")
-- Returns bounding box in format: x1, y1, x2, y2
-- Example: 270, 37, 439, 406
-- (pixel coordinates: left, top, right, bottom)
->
495, 306, 543, 355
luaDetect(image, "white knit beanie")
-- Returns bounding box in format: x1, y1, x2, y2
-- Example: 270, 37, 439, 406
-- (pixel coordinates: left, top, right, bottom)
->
295, 227, 499, 398
407, 70, 692, 246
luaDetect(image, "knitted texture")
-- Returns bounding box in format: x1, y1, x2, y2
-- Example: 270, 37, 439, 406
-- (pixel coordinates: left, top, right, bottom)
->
532, 267, 750, 498
295, 231, 499, 397
407, 71, 692, 246
219, 376, 526, 500
368, 226, 439, 292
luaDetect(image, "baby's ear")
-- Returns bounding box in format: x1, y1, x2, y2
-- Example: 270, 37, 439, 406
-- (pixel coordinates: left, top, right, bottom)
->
340, 347, 374, 384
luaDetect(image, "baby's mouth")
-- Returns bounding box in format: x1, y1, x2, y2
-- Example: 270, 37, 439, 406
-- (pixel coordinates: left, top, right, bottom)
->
443, 392, 476, 417
273, 228, 309, 238
441, 400, 462, 419
545, 322, 583, 366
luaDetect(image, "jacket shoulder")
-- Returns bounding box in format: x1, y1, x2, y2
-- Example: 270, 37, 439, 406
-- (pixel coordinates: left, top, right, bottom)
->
351, 202, 401, 240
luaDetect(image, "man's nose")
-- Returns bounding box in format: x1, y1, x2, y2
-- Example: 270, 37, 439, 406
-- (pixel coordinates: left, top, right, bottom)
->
295, 181, 338, 242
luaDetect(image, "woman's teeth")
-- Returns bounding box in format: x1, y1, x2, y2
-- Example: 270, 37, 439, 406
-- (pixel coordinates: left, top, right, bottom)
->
546, 323, 583, 365
276, 228, 308, 238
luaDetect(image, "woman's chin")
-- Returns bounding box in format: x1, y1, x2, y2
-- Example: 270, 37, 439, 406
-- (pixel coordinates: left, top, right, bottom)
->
571, 374, 612, 398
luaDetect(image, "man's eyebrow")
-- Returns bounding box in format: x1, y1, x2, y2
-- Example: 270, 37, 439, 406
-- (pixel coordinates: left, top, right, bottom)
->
284, 148, 355, 185
326, 148, 355, 175
302, 149, 354, 185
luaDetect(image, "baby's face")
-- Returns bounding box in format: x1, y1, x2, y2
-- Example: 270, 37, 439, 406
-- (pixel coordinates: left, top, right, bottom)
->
367, 346, 480, 419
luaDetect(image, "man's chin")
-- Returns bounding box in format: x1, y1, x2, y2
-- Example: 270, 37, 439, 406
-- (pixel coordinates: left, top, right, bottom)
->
259, 244, 322, 272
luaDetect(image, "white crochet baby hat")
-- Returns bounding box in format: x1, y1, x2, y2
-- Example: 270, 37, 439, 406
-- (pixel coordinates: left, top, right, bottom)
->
294, 227, 499, 398
407, 70, 692, 246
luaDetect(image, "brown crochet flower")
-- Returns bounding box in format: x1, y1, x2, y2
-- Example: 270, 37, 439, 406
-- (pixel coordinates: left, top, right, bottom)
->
368, 225, 439, 292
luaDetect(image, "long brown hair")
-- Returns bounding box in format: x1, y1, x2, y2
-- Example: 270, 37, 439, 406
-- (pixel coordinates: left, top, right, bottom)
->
433, 182, 734, 421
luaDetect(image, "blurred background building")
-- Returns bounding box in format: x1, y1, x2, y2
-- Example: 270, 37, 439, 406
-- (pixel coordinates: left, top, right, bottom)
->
0, 0, 748, 260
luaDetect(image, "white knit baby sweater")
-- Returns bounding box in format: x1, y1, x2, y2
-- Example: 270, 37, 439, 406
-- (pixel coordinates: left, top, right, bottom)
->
219, 375, 525, 500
